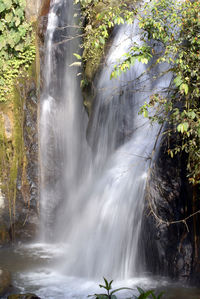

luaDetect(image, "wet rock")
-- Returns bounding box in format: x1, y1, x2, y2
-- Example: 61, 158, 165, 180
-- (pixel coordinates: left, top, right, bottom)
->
7, 294, 41, 299
140, 133, 194, 282
0, 268, 11, 296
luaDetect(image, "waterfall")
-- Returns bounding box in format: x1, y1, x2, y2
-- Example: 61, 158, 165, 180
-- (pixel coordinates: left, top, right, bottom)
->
40, 0, 172, 282
40, 0, 90, 241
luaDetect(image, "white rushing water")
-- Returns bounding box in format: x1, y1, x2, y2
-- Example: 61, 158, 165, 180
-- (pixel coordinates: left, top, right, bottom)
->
39, 0, 172, 293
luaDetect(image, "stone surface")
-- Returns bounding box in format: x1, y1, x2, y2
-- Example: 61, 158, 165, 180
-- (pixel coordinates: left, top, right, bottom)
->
0, 113, 12, 139
0, 268, 11, 296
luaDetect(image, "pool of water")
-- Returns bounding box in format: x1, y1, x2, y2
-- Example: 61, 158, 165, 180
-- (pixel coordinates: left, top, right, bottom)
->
0, 243, 200, 299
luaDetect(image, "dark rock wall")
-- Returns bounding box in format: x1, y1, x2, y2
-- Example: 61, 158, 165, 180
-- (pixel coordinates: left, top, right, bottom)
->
140, 134, 200, 284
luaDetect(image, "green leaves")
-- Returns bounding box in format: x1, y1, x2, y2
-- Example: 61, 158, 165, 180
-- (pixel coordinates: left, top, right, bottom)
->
134, 0, 200, 184
0, 0, 36, 102
111, 45, 152, 79
77, 0, 136, 78
177, 122, 189, 134
135, 287, 164, 299
88, 278, 134, 299
73, 53, 82, 60
88, 280, 164, 299
180, 83, 189, 95
174, 76, 183, 87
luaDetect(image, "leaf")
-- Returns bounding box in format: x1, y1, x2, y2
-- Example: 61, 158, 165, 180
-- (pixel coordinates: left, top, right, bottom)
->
4, 0, 12, 9
137, 287, 145, 295
88, 294, 108, 298
141, 57, 149, 64
73, 53, 82, 60
138, 290, 154, 299
103, 277, 109, 290
0, 22, 4, 31
177, 122, 189, 133
177, 123, 184, 133
69, 62, 81, 67
0, 2, 6, 13
143, 109, 148, 118
188, 111, 196, 119
5, 13, 13, 23
111, 287, 134, 295
174, 75, 183, 87
183, 122, 189, 131
108, 280, 113, 289
15, 17, 21, 27
180, 83, 189, 95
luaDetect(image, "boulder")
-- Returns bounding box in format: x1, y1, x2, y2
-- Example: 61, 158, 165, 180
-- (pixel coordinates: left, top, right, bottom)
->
0, 268, 11, 296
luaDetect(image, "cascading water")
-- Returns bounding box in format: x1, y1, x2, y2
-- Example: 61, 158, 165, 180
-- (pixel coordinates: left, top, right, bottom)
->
39, 0, 173, 280
35, 0, 173, 296
40, 0, 90, 241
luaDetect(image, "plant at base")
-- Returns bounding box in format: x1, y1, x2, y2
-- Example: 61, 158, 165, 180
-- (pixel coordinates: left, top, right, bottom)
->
88, 277, 134, 299
88, 278, 163, 299
135, 287, 163, 299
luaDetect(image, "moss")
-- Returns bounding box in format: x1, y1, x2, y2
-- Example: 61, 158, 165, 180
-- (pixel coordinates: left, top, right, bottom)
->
0, 60, 37, 241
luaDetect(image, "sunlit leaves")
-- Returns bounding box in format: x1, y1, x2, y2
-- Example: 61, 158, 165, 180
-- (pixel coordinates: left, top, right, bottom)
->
0, 0, 36, 102
74, 0, 137, 77
135, 0, 200, 184
111, 45, 152, 79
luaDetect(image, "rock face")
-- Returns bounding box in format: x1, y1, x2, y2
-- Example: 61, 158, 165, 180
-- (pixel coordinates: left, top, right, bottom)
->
0, 269, 11, 296
0, 1, 45, 245
140, 134, 200, 283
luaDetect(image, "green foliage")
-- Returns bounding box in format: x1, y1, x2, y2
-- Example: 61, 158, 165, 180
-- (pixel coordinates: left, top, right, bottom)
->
73, 0, 137, 79
135, 287, 163, 299
138, 0, 200, 184
111, 45, 152, 79
112, 0, 200, 184
0, 0, 36, 102
88, 278, 163, 299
